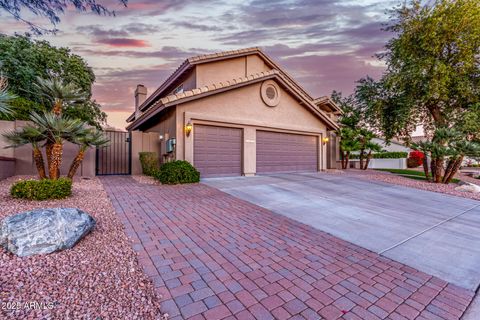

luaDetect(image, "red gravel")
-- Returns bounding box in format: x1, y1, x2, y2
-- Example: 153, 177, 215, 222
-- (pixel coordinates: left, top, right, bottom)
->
331, 169, 480, 201
0, 176, 163, 319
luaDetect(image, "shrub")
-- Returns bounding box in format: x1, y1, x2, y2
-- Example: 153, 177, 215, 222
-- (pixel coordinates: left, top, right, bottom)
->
154, 160, 200, 185
350, 152, 408, 159
407, 150, 425, 168
139, 152, 159, 176
10, 178, 72, 200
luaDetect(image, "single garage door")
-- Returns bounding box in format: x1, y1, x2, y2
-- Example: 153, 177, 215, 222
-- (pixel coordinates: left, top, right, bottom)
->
194, 125, 242, 177
256, 131, 318, 173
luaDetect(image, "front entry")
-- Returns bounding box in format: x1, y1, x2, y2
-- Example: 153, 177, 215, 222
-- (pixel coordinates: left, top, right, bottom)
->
256, 130, 318, 174
193, 125, 242, 177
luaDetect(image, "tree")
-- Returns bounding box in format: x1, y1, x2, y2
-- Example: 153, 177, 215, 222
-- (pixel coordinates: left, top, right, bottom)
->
0, 35, 106, 128
29, 111, 85, 180
358, 129, 382, 170
68, 128, 108, 178
0, 0, 128, 34
338, 128, 360, 169
0, 75, 15, 116
332, 91, 381, 170
357, 0, 480, 182
3, 125, 47, 179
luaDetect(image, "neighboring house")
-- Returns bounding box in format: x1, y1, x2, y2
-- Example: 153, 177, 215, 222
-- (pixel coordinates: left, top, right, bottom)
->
372, 137, 412, 153
126, 47, 341, 177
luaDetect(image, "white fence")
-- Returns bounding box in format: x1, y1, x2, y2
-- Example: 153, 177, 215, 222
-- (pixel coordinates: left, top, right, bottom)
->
348, 158, 407, 170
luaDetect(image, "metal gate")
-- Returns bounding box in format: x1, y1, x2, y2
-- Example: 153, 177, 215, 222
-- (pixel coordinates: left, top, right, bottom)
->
96, 130, 131, 175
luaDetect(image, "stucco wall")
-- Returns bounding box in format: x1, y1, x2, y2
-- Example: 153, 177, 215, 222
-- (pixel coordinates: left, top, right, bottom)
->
0, 157, 15, 180
196, 55, 272, 88
131, 131, 162, 175
143, 108, 176, 163
0, 120, 15, 158
175, 80, 329, 174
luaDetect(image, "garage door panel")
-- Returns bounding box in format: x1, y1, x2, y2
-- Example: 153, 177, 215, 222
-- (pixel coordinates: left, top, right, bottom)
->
256, 131, 317, 173
194, 125, 242, 177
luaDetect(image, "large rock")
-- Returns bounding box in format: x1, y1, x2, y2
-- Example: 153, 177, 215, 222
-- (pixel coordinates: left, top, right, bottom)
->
0, 208, 95, 257
455, 182, 480, 193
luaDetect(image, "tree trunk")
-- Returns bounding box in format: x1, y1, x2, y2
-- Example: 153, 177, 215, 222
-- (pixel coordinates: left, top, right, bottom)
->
435, 158, 444, 183
422, 156, 431, 182
444, 156, 463, 184
442, 158, 456, 183
53, 100, 62, 115
46, 142, 53, 178
67, 149, 85, 179
359, 148, 365, 170
32, 147, 46, 179
364, 151, 372, 170
345, 152, 350, 169
49, 142, 63, 180
430, 157, 437, 182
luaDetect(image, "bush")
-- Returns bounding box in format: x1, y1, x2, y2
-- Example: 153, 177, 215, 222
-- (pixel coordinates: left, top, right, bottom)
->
139, 152, 159, 176
10, 178, 72, 200
407, 150, 425, 168
350, 152, 408, 159
154, 160, 200, 185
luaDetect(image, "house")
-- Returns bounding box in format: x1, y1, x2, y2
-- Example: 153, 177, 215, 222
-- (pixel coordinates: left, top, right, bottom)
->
372, 137, 412, 153
126, 47, 340, 177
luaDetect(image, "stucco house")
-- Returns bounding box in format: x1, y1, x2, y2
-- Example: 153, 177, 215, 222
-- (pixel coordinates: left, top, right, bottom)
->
126, 47, 341, 177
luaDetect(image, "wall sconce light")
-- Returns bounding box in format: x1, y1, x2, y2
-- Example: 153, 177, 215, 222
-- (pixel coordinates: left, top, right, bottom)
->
159, 134, 164, 140
185, 122, 193, 137
322, 137, 330, 145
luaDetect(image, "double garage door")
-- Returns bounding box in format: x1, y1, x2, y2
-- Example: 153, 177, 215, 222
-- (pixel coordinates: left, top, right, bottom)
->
194, 125, 318, 177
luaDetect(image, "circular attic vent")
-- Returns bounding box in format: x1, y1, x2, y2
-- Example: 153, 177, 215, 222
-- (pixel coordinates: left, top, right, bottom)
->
261, 80, 281, 107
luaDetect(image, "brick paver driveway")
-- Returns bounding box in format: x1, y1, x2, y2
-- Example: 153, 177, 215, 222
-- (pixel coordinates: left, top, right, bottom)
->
102, 176, 474, 320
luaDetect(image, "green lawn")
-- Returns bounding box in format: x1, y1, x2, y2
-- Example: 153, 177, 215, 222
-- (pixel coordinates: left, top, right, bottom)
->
376, 169, 426, 176
375, 169, 460, 184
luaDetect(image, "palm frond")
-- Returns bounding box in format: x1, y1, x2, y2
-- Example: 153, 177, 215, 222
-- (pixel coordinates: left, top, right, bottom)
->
34, 77, 87, 108
0, 78, 16, 116
29, 111, 85, 142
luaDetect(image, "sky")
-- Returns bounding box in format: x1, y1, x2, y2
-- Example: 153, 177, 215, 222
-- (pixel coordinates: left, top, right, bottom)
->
0, 0, 399, 129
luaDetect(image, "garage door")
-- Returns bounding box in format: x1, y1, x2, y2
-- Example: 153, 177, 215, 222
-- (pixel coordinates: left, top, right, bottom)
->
256, 131, 318, 173
194, 125, 242, 177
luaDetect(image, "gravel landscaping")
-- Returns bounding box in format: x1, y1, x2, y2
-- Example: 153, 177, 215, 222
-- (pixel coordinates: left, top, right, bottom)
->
0, 176, 163, 319
334, 169, 480, 201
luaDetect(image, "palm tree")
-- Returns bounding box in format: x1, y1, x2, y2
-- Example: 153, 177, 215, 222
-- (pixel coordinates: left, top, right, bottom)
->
339, 127, 361, 169
30, 111, 84, 180
67, 128, 109, 178
34, 77, 87, 115
362, 141, 382, 170
34, 77, 88, 174
0, 76, 15, 116
3, 126, 47, 179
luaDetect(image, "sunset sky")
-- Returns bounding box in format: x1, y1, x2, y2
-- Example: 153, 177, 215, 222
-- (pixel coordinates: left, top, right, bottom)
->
0, 0, 398, 129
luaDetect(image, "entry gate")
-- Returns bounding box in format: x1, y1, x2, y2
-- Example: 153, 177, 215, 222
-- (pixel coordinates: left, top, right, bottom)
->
96, 130, 131, 175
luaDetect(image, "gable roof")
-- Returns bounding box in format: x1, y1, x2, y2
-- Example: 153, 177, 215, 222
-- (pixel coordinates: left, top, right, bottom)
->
126, 69, 339, 131
127, 47, 317, 123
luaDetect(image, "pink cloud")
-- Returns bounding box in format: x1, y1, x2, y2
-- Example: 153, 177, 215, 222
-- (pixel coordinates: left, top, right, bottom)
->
95, 38, 149, 47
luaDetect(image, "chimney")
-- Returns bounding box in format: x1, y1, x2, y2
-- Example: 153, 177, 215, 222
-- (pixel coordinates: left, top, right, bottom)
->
134, 84, 147, 118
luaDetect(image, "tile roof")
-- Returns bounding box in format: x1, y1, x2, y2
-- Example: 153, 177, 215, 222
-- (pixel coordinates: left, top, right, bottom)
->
129, 47, 316, 120
126, 69, 339, 131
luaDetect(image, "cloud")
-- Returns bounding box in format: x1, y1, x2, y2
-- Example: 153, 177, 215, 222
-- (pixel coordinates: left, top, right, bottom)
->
95, 38, 150, 47
74, 46, 211, 60
173, 22, 221, 32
